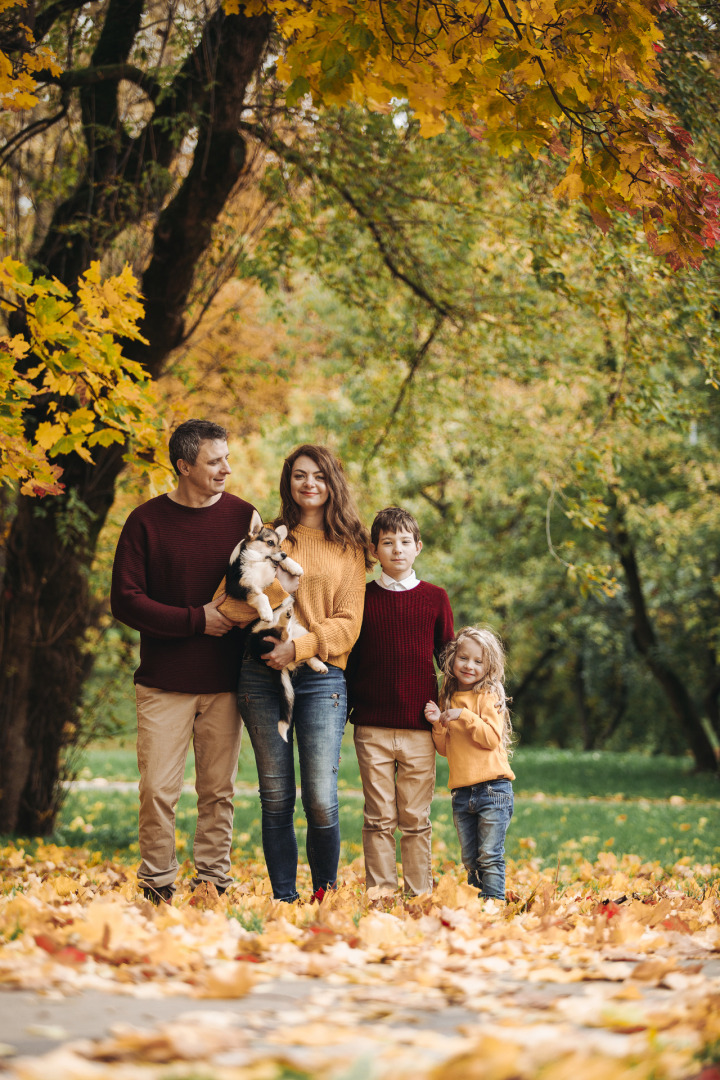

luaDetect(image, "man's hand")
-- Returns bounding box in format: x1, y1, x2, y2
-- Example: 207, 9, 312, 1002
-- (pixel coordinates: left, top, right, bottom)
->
203, 594, 235, 636
263, 637, 296, 669
276, 565, 301, 594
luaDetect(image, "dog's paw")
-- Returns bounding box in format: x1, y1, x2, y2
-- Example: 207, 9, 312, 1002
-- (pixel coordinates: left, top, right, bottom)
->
277, 720, 290, 742
253, 596, 273, 622
282, 556, 304, 577
307, 657, 328, 674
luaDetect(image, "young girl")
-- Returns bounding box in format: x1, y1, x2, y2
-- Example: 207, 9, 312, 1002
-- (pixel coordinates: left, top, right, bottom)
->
424, 626, 515, 902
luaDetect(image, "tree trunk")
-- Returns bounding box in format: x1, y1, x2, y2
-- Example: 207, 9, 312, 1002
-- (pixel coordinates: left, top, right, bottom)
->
0, 450, 123, 833
510, 641, 558, 745
574, 653, 595, 751
0, 6, 272, 835
606, 487, 718, 773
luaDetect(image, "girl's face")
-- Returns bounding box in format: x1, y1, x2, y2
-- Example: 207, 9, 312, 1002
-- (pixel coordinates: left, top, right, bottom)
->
290, 454, 329, 514
453, 638, 487, 689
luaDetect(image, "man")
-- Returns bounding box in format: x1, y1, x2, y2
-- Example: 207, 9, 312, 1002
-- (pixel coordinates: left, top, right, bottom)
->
111, 419, 270, 903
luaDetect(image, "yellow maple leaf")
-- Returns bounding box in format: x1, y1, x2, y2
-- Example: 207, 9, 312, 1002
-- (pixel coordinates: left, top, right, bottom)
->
554, 169, 585, 202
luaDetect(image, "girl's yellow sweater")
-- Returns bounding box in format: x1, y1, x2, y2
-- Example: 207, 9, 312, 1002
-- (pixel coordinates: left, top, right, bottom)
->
215, 524, 366, 670
432, 689, 515, 790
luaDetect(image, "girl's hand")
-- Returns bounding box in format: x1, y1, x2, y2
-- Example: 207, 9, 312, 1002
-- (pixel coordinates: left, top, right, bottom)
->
424, 702, 442, 725
441, 708, 462, 723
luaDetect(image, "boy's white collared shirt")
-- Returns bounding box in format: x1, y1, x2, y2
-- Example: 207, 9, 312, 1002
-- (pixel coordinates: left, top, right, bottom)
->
377, 569, 420, 591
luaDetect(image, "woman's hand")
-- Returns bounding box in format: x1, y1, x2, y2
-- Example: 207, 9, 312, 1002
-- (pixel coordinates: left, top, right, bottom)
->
263, 637, 296, 669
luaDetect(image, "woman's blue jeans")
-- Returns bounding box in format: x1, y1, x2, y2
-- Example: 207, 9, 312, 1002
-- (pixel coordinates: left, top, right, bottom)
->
238, 656, 347, 901
451, 778, 514, 900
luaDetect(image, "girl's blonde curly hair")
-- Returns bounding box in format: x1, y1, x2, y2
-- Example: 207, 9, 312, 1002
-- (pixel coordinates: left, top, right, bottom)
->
439, 626, 514, 755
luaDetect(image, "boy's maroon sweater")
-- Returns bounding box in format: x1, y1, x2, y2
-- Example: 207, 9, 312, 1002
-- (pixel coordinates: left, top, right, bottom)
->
347, 580, 454, 730
111, 492, 255, 694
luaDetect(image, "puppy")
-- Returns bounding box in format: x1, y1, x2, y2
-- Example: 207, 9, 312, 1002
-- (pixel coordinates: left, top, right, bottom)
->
226, 520, 327, 740
225, 521, 303, 623
247, 599, 328, 741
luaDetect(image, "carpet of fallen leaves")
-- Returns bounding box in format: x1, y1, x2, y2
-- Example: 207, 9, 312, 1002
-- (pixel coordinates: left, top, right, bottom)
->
0, 843, 719, 1080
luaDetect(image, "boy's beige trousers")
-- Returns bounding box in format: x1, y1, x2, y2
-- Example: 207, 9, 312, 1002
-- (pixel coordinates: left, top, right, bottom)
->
353, 725, 436, 896
135, 685, 243, 893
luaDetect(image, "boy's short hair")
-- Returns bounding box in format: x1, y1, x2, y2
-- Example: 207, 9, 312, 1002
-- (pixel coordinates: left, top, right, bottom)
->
371, 506, 421, 546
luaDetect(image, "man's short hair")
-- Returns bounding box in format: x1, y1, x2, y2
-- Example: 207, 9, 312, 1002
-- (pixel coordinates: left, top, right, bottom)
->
371, 506, 421, 546
168, 419, 229, 476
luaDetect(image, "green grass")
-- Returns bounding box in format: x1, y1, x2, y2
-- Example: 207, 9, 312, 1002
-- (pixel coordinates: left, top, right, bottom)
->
48, 786, 720, 871
28, 738, 715, 872
76, 736, 720, 801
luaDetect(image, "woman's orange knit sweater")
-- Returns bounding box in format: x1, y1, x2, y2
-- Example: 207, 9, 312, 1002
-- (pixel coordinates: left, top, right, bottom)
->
215, 524, 366, 670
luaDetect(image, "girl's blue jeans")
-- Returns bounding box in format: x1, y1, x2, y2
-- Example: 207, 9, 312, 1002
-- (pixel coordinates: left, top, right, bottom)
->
238, 655, 347, 902
451, 778, 514, 900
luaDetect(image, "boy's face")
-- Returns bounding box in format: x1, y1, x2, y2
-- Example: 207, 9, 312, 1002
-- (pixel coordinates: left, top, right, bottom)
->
372, 529, 422, 581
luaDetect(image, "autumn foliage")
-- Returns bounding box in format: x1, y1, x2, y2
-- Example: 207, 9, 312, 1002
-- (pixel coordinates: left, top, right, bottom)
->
0, 260, 161, 496
1, 844, 718, 1078
0, 0, 60, 112
232, 0, 720, 268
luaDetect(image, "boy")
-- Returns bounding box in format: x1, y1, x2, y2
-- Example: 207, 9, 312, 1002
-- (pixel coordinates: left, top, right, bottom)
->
347, 507, 454, 896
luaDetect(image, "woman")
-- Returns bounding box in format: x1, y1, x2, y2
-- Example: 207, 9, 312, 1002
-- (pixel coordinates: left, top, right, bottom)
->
237, 444, 372, 902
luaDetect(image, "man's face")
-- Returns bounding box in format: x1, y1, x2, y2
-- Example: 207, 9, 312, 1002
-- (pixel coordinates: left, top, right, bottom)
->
179, 439, 231, 502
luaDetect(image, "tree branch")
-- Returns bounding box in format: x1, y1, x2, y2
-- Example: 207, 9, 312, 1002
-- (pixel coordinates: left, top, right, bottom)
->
34, 62, 162, 101
0, 102, 68, 170
239, 121, 452, 319
33, 0, 90, 42
365, 311, 445, 464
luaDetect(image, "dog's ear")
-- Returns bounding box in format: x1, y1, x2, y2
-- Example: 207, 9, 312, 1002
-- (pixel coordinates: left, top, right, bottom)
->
247, 509, 263, 538
275, 524, 288, 542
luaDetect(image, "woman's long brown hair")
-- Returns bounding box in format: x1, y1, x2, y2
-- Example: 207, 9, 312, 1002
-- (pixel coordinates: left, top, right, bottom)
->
275, 444, 374, 570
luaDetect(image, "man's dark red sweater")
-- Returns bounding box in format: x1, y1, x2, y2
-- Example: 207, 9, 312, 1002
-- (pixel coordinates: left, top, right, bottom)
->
111, 492, 255, 694
347, 580, 454, 730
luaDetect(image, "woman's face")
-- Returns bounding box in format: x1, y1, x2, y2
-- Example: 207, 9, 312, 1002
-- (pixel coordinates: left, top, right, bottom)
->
289, 454, 329, 515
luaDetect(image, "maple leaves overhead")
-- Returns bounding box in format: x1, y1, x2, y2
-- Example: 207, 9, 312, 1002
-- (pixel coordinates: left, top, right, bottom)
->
233, 0, 720, 269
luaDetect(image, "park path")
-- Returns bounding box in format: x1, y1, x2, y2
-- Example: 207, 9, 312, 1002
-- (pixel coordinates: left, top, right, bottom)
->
2, 951, 719, 1078
0, 848, 719, 1080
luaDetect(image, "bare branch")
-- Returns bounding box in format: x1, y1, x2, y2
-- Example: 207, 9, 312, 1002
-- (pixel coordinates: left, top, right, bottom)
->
365, 311, 445, 463
239, 121, 453, 319
0, 102, 68, 170
34, 63, 162, 102
33, 0, 91, 42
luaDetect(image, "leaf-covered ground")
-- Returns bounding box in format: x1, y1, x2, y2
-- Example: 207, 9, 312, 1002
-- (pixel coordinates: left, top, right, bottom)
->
1, 844, 719, 1080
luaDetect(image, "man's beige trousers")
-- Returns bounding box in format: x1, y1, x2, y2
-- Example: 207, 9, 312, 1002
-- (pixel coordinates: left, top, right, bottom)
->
353, 725, 436, 896
135, 685, 242, 892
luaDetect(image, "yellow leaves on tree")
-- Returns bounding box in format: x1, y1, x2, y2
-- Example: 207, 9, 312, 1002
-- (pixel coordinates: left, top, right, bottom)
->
227, 0, 720, 268
0, 0, 61, 111
0, 259, 162, 496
